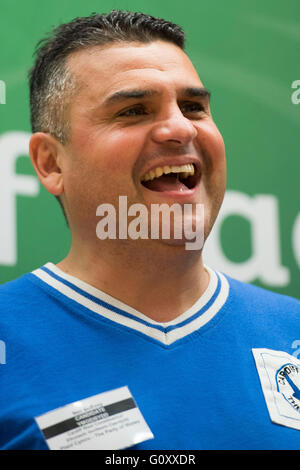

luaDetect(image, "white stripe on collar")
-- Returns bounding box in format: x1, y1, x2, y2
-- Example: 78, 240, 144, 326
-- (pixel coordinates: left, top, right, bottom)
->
32, 263, 229, 346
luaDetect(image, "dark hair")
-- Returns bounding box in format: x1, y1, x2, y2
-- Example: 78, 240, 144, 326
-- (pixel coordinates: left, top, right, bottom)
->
28, 10, 185, 144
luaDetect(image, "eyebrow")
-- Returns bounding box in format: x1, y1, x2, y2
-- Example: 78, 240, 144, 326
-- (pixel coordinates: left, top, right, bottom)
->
103, 86, 211, 106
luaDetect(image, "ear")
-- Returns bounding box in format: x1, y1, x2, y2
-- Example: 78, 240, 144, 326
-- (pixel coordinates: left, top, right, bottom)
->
29, 133, 64, 196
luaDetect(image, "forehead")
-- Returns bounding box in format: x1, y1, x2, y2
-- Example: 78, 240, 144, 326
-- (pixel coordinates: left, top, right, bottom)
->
67, 41, 203, 103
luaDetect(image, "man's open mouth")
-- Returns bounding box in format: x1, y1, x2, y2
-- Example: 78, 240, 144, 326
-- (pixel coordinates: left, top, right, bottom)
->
140, 164, 199, 192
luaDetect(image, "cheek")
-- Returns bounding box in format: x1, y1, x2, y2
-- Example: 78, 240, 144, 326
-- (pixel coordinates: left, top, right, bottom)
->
65, 128, 145, 198
197, 120, 226, 169
90, 128, 146, 174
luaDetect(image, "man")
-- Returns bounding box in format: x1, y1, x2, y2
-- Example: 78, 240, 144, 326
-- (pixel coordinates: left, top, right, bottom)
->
0, 10, 299, 450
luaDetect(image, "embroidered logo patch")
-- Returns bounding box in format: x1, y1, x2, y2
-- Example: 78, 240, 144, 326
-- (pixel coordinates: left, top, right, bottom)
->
252, 348, 300, 430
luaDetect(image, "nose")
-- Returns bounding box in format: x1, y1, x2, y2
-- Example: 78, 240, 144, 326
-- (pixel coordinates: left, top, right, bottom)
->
150, 106, 198, 145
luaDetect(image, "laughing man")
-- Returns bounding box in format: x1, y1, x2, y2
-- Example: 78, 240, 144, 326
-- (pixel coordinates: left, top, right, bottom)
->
0, 11, 300, 450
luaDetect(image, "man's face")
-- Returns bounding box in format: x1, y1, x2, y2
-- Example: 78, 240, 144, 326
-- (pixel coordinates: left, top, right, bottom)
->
61, 40, 226, 247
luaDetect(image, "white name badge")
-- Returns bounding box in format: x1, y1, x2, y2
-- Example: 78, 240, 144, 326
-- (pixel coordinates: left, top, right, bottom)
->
35, 386, 154, 450
252, 348, 300, 431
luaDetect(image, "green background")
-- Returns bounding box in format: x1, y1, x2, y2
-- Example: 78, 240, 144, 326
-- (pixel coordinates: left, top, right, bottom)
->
0, 0, 299, 298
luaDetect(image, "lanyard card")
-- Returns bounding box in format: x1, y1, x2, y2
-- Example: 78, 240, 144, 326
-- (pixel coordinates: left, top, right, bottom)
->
35, 386, 154, 450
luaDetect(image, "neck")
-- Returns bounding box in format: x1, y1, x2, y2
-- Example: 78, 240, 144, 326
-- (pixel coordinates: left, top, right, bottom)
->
57, 238, 209, 322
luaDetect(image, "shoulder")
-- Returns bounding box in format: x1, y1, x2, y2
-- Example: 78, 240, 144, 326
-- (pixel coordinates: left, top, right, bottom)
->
0, 271, 38, 297
0, 269, 64, 348
0, 271, 47, 322
225, 274, 300, 310
221, 272, 300, 331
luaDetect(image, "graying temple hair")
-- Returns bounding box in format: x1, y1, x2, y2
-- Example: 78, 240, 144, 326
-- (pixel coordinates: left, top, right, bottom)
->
35, 61, 77, 144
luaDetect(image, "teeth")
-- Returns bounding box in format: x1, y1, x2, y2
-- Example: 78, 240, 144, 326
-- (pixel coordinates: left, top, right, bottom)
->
142, 164, 195, 182
155, 167, 163, 178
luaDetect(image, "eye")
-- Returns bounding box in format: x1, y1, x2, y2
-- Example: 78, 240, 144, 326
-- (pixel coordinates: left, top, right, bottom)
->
181, 102, 205, 114
118, 105, 147, 117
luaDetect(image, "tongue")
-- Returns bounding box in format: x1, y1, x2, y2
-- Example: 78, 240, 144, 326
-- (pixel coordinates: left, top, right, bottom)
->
143, 174, 188, 192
